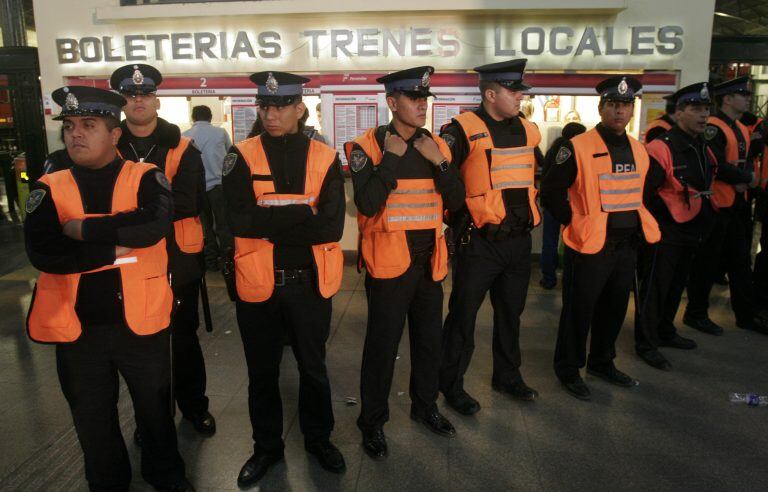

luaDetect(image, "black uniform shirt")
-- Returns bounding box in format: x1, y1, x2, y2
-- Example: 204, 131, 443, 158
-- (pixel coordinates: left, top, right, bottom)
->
25, 157, 173, 326
541, 123, 667, 238
349, 124, 465, 255
223, 131, 345, 270
645, 113, 675, 144
440, 104, 544, 233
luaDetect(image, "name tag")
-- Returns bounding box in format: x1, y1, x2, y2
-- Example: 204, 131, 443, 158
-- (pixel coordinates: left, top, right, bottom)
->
469, 132, 489, 141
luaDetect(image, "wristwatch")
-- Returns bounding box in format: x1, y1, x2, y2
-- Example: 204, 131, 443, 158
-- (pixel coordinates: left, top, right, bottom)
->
436, 158, 449, 172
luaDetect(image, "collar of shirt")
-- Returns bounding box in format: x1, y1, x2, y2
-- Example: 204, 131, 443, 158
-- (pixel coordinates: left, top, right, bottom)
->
596, 122, 630, 147
71, 156, 122, 177
385, 122, 429, 144
668, 125, 705, 152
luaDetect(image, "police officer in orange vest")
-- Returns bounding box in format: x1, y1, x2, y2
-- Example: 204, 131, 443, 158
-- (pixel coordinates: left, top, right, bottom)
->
439, 59, 544, 414
643, 95, 676, 144
109, 64, 216, 438
683, 76, 767, 335
345, 67, 464, 459
24, 86, 191, 491
222, 71, 346, 486
541, 76, 663, 400
637, 82, 757, 370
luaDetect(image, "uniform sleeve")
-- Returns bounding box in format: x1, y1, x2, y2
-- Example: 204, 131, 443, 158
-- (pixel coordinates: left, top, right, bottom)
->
643, 157, 667, 205
534, 146, 545, 178
540, 141, 577, 226
433, 159, 466, 213
350, 142, 398, 217
439, 121, 469, 169
171, 145, 204, 220
707, 125, 728, 165
81, 168, 174, 248
715, 161, 754, 185
222, 146, 313, 238
271, 157, 346, 245
24, 182, 116, 274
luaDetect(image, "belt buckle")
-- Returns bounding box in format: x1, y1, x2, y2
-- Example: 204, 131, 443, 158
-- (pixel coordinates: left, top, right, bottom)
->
275, 270, 286, 287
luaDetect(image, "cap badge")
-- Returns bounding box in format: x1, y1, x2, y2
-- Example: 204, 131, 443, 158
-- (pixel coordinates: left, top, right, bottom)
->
421, 70, 430, 88
132, 68, 144, 85
266, 72, 279, 94
65, 92, 79, 110
700, 84, 709, 100
618, 77, 628, 95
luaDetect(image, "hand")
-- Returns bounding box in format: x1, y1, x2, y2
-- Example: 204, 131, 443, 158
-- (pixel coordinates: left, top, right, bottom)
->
62, 219, 84, 241
115, 246, 133, 257
310, 206, 318, 216
413, 134, 445, 166
383, 131, 407, 157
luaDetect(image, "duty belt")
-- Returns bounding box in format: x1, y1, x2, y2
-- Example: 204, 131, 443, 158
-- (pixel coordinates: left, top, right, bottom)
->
274, 268, 313, 286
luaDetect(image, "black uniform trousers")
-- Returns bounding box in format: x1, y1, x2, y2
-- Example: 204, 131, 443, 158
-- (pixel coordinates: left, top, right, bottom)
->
357, 257, 443, 432
171, 279, 209, 418
553, 239, 637, 381
56, 323, 185, 492
685, 206, 754, 325
440, 229, 532, 398
635, 241, 696, 353
236, 280, 334, 455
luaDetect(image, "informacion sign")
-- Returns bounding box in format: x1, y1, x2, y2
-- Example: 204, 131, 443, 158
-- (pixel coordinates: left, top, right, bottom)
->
431, 94, 481, 131
333, 95, 378, 168
231, 103, 258, 144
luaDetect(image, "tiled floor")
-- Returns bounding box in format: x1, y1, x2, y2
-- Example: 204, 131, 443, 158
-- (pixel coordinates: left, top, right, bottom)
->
1, 221, 767, 491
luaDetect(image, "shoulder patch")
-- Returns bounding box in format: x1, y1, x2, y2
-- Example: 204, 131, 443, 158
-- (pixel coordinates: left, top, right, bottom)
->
704, 126, 718, 141
555, 146, 572, 165
26, 189, 46, 214
155, 171, 172, 191
442, 133, 456, 149
222, 152, 238, 176
349, 149, 368, 173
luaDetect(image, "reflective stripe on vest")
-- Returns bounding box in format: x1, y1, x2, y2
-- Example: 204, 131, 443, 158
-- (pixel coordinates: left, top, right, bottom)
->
708, 117, 751, 209
453, 111, 541, 228
347, 127, 449, 281
27, 161, 173, 343
164, 137, 204, 254
562, 128, 660, 254
643, 118, 672, 144
232, 136, 343, 302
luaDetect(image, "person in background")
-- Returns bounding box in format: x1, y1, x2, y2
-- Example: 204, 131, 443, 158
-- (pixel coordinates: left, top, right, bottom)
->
643, 95, 677, 144
539, 122, 586, 289
301, 108, 329, 145
183, 105, 234, 272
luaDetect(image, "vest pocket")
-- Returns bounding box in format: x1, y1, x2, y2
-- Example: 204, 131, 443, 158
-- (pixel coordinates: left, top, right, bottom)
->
466, 191, 506, 227
234, 240, 275, 302
315, 243, 343, 297
144, 275, 169, 319
174, 217, 204, 254
362, 231, 410, 278
29, 277, 81, 342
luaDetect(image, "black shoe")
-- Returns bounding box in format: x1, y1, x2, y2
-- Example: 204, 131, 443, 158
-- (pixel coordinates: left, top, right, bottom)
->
539, 278, 556, 290
637, 349, 672, 371
154, 478, 196, 492
134, 428, 142, 448
444, 390, 481, 415
683, 314, 724, 336
410, 410, 456, 438
362, 428, 388, 460
185, 411, 216, 436
492, 379, 539, 401
237, 451, 284, 488
737, 317, 768, 335
560, 376, 591, 400
587, 365, 638, 387
658, 334, 697, 350
305, 440, 346, 474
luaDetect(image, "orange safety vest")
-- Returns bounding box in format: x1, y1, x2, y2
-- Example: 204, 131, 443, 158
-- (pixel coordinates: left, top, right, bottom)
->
27, 161, 173, 343
165, 137, 204, 254
562, 128, 661, 254
646, 137, 717, 223
344, 128, 450, 281
233, 136, 343, 302
453, 112, 541, 229
708, 117, 751, 209
643, 118, 673, 144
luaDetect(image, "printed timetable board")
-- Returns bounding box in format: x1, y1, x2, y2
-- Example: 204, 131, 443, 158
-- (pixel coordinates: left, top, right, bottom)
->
431, 95, 481, 132
332, 94, 379, 169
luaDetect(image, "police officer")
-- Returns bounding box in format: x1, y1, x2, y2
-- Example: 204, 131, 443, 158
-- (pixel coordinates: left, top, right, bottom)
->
643, 95, 676, 144
222, 71, 346, 486
345, 67, 464, 459
109, 64, 216, 437
439, 59, 543, 415
541, 76, 663, 400
636, 82, 756, 370
24, 86, 191, 491
683, 76, 767, 335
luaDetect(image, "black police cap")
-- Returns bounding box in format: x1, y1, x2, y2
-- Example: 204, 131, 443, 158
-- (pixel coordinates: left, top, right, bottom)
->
595, 76, 642, 102
473, 58, 531, 91
713, 76, 752, 97
52, 86, 126, 121
250, 71, 309, 107
377, 66, 435, 97
110, 64, 162, 95
671, 82, 711, 106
